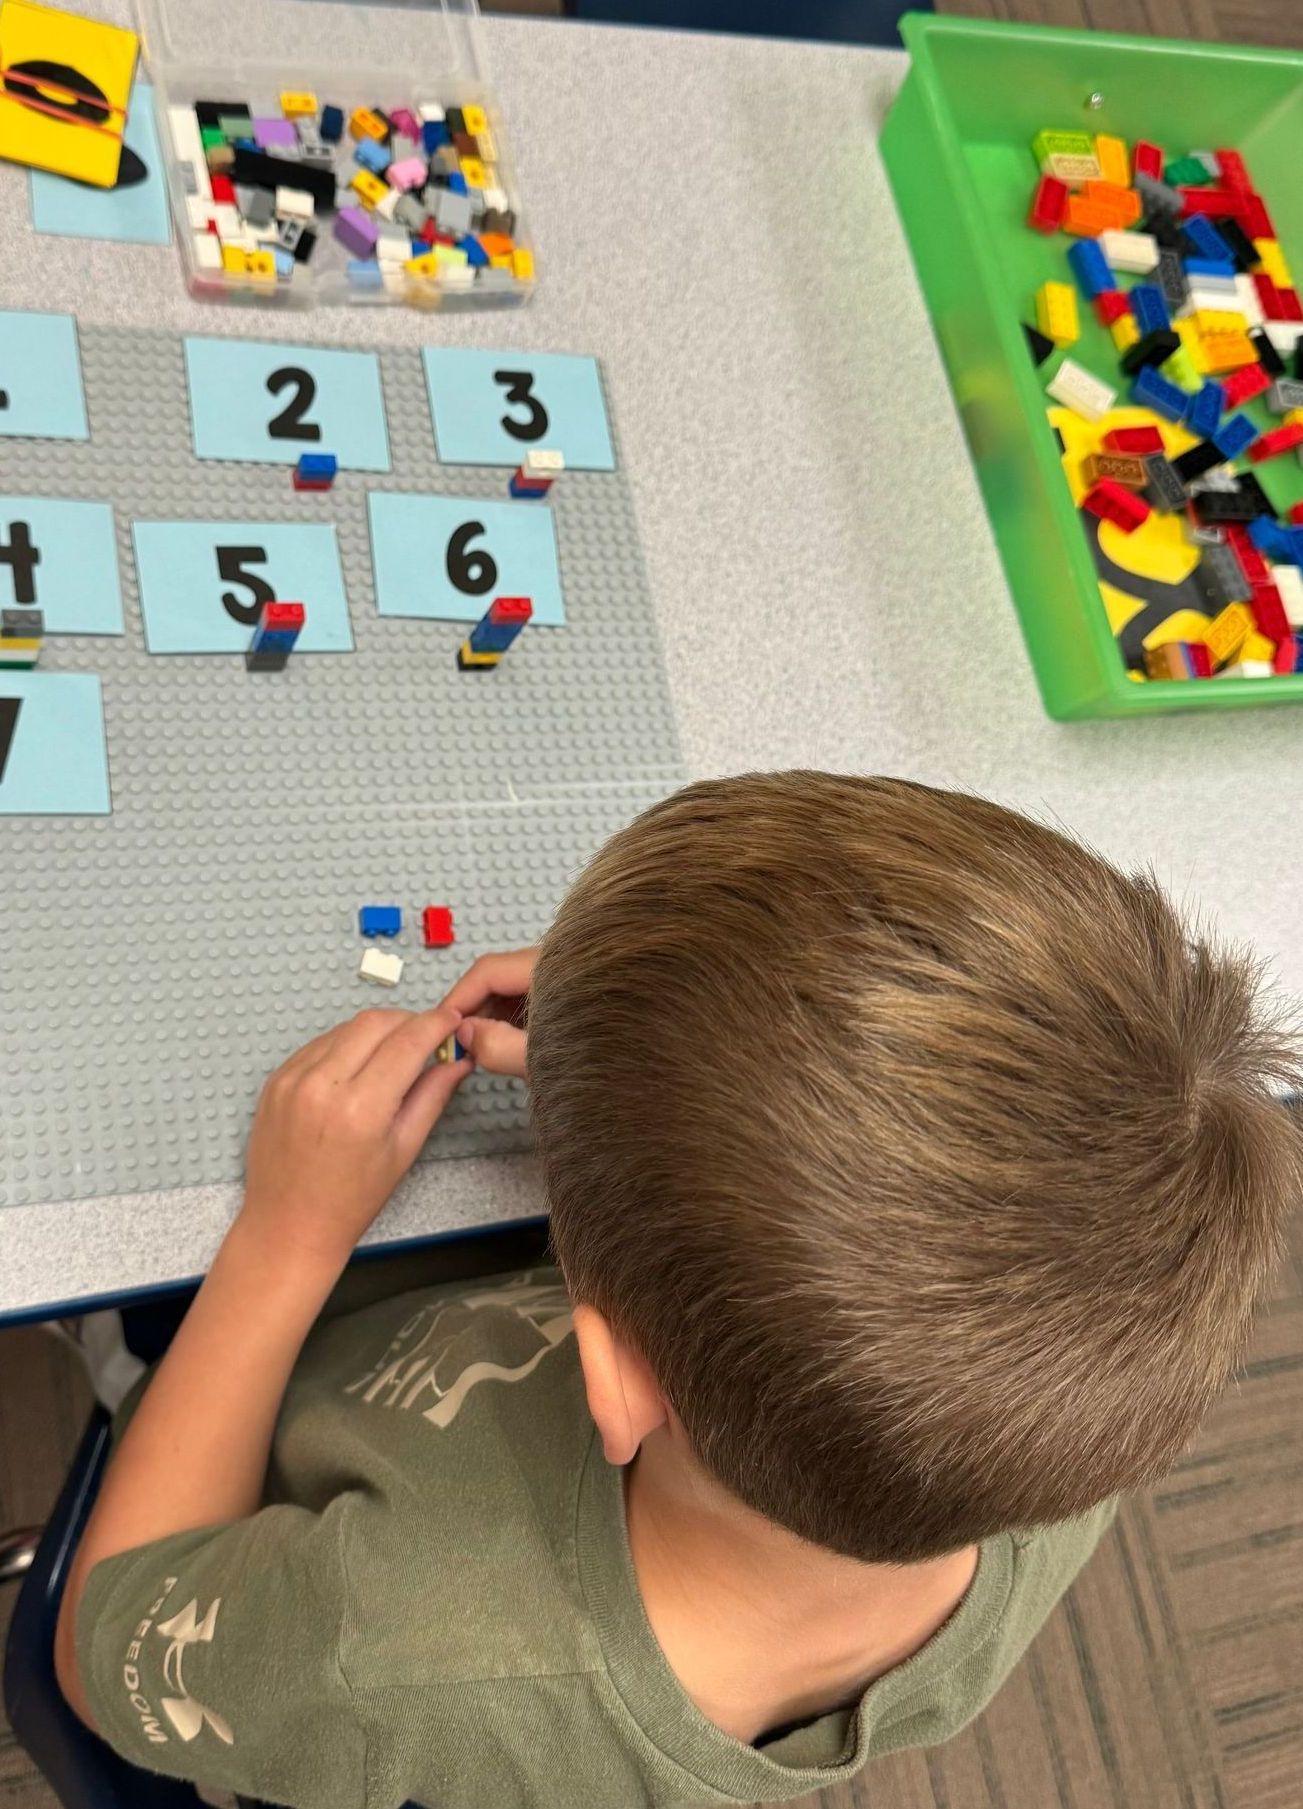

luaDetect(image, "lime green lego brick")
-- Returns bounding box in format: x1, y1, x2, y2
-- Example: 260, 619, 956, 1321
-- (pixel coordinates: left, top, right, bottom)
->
1162, 346, 1202, 392
1032, 129, 1095, 165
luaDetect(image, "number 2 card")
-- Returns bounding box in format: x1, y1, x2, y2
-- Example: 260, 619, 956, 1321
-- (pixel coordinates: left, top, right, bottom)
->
183, 337, 391, 471
132, 521, 353, 653
422, 349, 616, 470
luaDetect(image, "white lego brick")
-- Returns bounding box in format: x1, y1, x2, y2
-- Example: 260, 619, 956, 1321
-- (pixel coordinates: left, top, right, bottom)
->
186, 195, 216, 230
1234, 274, 1264, 330
275, 186, 314, 222
1273, 564, 1303, 628
417, 102, 446, 123
439, 263, 476, 291
1187, 278, 1241, 311
1100, 230, 1158, 275
247, 222, 281, 244
1215, 660, 1273, 679
168, 104, 211, 200
210, 204, 243, 240
381, 266, 409, 294
359, 949, 403, 987
374, 186, 400, 222
522, 449, 565, 480
1189, 149, 1220, 177
481, 184, 508, 215
1264, 321, 1303, 358
192, 231, 223, 271
1046, 357, 1116, 423
376, 233, 411, 266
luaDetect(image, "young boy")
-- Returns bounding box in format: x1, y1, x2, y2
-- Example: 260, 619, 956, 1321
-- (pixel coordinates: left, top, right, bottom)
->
56, 772, 1300, 1807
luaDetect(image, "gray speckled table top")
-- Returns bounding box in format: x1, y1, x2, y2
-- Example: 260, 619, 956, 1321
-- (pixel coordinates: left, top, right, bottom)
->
4, 9, 1301, 1318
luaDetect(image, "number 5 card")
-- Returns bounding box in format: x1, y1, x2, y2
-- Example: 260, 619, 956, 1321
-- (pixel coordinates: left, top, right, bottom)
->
131, 521, 353, 653
183, 337, 391, 471
422, 349, 616, 470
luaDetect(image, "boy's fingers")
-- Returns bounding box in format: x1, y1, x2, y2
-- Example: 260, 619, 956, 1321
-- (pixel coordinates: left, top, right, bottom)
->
359, 1005, 464, 1099
456, 1016, 527, 1079
394, 1056, 474, 1153
439, 951, 535, 1019
310, 1007, 411, 1077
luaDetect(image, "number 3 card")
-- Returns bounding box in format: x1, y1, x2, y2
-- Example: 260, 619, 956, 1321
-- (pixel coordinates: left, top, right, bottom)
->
131, 521, 353, 653
368, 494, 565, 625
183, 337, 391, 471
422, 349, 616, 470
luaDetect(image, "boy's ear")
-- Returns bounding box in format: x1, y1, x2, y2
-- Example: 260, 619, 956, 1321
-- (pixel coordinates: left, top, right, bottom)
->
572, 1303, 668, 1465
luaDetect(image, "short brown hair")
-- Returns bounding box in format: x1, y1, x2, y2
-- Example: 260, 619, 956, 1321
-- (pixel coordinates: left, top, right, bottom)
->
528, 773, 1302, 1563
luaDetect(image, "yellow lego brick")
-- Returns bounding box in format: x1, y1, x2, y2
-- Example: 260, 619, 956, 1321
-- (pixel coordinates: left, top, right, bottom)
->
462, 104, 488, 137
1093, 134, 1129, 188
1162, 346, 1201, 392
221, 244, 250, 274
247, 250, 277, 282
280, 91, 318, 116
460, 157, 486, 188
405, 252, 440, 278
1194, 309, 1248, 338
1035, 280, 1078, 347
351, 170, 389, 209
511, 246, 535, 282
475, 129, 498, 164
0, 638, 42, 656
1110, 315, 1140, 354
1242, 631, 1277, 665
1253, 239, 1292, 289
350, 106, 387, 143
1285, 409, 1303, 428
1202, 602, 1254, 666
1199, 333, 1257, 374
489, 253, 512, 271
458, 641, 499, 668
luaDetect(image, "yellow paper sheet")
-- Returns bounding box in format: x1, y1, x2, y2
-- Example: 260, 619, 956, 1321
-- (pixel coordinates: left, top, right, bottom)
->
0, 0, 137, 186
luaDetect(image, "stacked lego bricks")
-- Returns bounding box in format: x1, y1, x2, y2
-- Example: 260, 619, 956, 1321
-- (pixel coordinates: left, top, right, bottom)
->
169, 92, 533, 301
1025, 134, 1303, 684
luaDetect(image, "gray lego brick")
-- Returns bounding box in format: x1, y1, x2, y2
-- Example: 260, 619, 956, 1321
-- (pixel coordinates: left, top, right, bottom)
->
0, 323, 683, 1209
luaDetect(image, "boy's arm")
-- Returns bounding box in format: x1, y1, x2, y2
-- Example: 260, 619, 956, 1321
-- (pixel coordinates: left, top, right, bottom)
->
54, 1004, 471, 1729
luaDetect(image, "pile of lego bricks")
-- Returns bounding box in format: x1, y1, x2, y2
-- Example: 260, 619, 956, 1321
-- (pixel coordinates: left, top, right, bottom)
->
1025, 132, 1303, 682
169, 94, 533, 296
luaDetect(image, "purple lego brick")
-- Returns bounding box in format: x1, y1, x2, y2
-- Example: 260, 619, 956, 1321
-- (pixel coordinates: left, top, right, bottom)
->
334, 205, 380, 258
254, 116, 298, 150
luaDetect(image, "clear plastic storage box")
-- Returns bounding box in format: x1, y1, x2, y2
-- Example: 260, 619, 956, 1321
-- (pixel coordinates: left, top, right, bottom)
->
137, 0, 534, 310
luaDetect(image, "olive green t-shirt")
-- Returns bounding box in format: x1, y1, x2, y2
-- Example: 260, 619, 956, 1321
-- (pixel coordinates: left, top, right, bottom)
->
78, 1267, 1114, 1808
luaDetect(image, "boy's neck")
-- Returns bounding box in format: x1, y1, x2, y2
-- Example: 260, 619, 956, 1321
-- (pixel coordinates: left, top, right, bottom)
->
624, 1425, 979, 1744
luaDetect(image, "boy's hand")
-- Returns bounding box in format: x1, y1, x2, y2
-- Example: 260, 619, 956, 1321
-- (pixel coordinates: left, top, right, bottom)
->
239, 1005, 473, 1267
440, 948, 535, 1078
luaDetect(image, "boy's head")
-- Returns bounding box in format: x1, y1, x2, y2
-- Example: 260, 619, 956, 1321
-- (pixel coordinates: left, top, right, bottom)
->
528, 772, 1302, 1563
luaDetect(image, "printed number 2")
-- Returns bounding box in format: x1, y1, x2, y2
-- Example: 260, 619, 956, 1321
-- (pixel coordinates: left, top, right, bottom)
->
0, 697, 21, 785
493, 369, 548, 444
266, 367, 321, 443
216, 545, 275, 625
0, 521, 40, 605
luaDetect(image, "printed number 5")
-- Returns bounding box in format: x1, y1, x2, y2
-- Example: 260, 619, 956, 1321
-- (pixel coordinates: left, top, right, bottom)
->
493, 369, 549, 444
216, 545, 275, 625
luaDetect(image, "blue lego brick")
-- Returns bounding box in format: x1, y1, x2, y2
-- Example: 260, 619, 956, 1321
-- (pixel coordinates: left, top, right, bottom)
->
233, 137, 257, 152
272, 247, 295, 279
1185, 380, 1226, 439
422, 120, 450, 152
355, 137, 391, 175
509, 476, 551, 500
1129, 283, 1170, 335
460, 234, 489, 268
1248, 516, 1293, 560
468, 617, 527, 656
1130, 366, 1188, 422
1184, 258, 1237, 281
359, 906, 402, 938
448, 172, 467, 196
1067, 239, 1112, 301
295, 452, 338, 482
320, 103, 345, 142
347, 259, 384, 288
250, 628, 300, 654
1185, 215, 1234, 266
1212, 414, 1259, 461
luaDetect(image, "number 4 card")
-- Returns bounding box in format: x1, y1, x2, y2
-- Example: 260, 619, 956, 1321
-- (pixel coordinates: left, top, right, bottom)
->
183, 337, 391, 471
131, 522, 353, 653
422, 349, 616, 470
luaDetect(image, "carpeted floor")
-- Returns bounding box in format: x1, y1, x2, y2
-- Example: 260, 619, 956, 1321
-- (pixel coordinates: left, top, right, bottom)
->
3, 1209, 1300, 1809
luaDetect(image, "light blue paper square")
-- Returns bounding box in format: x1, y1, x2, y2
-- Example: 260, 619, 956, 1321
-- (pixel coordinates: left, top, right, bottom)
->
184, 338, 391, 471
0, 498, 123, 633
30, 81, 171, 247
368, 493, 565, 626
0, 312, 88, 441
422, 350, 615, 470
0, 675, 110, 815
132, 521, 354, 654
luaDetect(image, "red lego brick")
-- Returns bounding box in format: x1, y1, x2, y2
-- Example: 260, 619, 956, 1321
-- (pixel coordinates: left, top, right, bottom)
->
1103, 425, 1165, 455
1221, 363, 1272, 407
291, 474, 332, 492
263, 602, 305, 631
1278, 287, 1303, 323
1252, 272, 1285, 318
418, 218, 437, 244
1189, 642, 1213, 679
211, 174, 235, 204
1215, 148, 1251, 193
1083, 479, 1150, 533
488, 596, 533, 626
1251, 582, 1290, 644
1028, 174, 1068, 234
1133, 140, 1163, 180
1274, 633, 1297, 675
1227, 525, 1268, 585
1239, 193, 1274, 239
1246, 422, 1303, 463
1289, 503, 1303, 527
1178, 185, 1242, 219
1093, 290, 1130, 327
422, 906, 455, 948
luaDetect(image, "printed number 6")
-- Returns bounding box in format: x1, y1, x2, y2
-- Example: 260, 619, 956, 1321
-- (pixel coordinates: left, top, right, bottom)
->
446, 522, 498, 597
216, 545, 276, 625
492, 369, 549, 444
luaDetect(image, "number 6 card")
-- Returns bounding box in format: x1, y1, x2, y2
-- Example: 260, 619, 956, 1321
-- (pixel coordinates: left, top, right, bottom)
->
183, 337, 391, 471
368, 493, 565, 625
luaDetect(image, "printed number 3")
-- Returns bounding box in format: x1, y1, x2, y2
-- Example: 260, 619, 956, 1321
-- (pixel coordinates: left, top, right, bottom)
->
266, 367, 321, 443
216, 545, 275, 625
493, 369, 549, 444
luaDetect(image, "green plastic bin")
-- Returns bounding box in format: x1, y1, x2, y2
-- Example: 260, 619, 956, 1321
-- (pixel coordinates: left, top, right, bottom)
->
880, 14, 1303, 719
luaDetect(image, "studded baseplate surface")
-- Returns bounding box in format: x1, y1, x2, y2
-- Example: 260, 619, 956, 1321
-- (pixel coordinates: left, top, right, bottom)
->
0, 324, 683, 1208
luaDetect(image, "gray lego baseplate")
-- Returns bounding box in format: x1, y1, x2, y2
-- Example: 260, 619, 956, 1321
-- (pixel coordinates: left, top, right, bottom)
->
0, 324, 683, 1209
